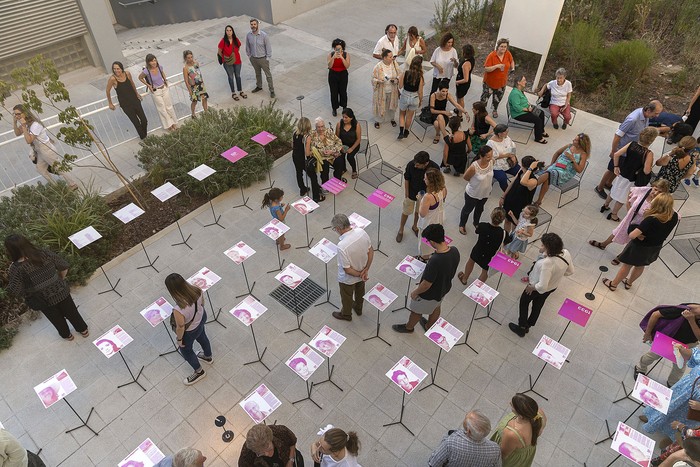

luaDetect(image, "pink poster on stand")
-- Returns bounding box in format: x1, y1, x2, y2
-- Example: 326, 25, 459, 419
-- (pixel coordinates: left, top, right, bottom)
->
322, 178, 347, 195
488, 252, 521, 277
651, 332, 687, 362
367, 189, 395, 209
557, 299, 593, 328
251, 131, 277, 145
221, 146, 248, 164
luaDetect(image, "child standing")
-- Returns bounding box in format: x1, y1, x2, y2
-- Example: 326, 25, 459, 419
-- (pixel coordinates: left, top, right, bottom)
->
262, 188, 291, 250
504, 204, 538, 260
458, 207, 506, 284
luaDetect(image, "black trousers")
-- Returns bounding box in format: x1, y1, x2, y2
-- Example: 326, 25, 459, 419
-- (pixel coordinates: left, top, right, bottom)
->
292, 152, 307, 192
305, 158, 323, 201
459, 192, 487, 228
514, 111, 546, 141
41, 295, 88, 338
122, 102, 148, 139
518, 288, 555, 328
328, 69, 348, 110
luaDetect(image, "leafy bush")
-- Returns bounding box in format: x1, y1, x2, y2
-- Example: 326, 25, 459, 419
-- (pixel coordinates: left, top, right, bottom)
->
137, 104, 294, 197
431, 0, 454, 35
0, 182, 118, 286
552, 21, 605, 91
602, 40, 655, 88
0, 325, 18, 352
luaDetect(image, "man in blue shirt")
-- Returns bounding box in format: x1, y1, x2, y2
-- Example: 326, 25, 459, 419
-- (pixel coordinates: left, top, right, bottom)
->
594, 100, 662, 198
246, 19, 275, 98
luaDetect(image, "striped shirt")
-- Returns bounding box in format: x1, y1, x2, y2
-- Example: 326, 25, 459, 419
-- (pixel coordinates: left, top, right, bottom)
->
428, 429, 502, 467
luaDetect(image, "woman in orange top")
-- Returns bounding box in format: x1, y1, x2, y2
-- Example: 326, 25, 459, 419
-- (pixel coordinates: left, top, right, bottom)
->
480, 38, 515, 119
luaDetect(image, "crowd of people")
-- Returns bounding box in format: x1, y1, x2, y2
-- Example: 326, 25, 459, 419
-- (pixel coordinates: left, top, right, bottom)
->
6, 15, 700, 467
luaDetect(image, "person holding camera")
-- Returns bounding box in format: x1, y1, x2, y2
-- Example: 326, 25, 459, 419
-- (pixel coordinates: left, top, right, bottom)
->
371, 49, 399, 129
328, 39, 350, 117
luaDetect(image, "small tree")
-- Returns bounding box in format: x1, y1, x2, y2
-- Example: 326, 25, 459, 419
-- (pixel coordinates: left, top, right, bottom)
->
0, 55, 144, 208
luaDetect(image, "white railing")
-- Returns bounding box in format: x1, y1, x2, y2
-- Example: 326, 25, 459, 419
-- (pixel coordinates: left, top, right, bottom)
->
0, 75, 193, 196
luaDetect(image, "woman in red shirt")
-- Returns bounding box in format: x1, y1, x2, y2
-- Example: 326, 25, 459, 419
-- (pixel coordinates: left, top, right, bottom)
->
217, 25, 247, 101
328, 38, 350, 117
480, 38, 515, 118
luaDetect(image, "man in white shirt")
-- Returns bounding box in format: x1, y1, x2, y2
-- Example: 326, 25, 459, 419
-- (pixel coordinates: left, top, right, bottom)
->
372, 24, 399, 60
509, 233, 574, 337
332, 214, 373, 321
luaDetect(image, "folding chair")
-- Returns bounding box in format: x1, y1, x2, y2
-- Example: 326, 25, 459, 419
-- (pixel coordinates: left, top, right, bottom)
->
659, 215, 700, 278
530, 207, 552, 244
353, 144, 402, 197
549, 161, 589, 208
541, 105, 577, 127
506, 104, 534, 145
356, 120, 370, 169
409, 95, 432, 143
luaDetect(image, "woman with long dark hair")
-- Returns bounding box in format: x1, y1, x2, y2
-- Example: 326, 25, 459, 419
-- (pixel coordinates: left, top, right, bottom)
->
398, 56, 424, 140
218, 25, 247, 100
106, 61, 148, 139
328, 38, 350, 117
138, 54, 177, 131
12, 105, 78, 189
165, 273, 212, 385
491, 393, 547, 466
335, 107, 362, 179
455, 44, 475, 115
5, 234, 88, 341
469, 101, 496, 155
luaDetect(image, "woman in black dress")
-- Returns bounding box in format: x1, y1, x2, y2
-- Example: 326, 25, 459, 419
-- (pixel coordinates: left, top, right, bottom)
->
470, 101, 496, 156
106, 61, 148, 139
5, 234, 89, 341
457, 207, 506, 284
430, 80, 467, 144
455, 44, 475, 117
335, 108, 362, 179
501, 156, 538, 233
603, 193, 678, 292
292, 117, 312, 197
442, 115, 471, 176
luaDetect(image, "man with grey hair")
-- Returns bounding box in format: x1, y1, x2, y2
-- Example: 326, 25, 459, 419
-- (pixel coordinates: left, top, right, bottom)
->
428, 410, 502, 466
154, 447, 206, 467
331, 213, 373, 321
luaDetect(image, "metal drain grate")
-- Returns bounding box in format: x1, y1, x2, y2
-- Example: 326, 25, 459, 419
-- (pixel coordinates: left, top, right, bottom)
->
270, 279, 326, 316
350, 39, 377, 54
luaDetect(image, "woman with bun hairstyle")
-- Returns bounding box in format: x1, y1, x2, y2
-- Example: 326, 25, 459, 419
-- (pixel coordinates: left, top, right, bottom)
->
311, 426, 361, 467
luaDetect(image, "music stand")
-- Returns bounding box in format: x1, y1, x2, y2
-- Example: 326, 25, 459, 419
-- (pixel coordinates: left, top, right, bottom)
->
136, 240, 160, 273
367, 188, 394, 257
35, 369, 98, 436
362, 283, 397, 346
476, 253, 521, 324
277, 264, 311, 337
188, 164, 224, 229
287, 344, 323, 409
230, 296, 270, 371
158, 321, 179, 357
391, 256, 426, 313
187, 267, 226, 329
224, 242, 258, 300
221, 146, 253, 211
524, 335, 571, 401
112, 203, 159, 273
309, 325, 346, 392
309, 238, 338, 309
251, 131, 277, 191
261, 219, 290, 274
68, 226, 122, 297
150, 182, 193, 249
384, 357, 428, 435
94, 325, 146, 391
291, 197, 319, 250
64, 398, 98, 436
139, 297, 178, 357
321, 178, 348, 228
420, 318, 464, 393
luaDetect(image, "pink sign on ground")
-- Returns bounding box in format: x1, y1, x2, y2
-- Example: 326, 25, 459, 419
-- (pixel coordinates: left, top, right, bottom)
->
221, 146, 248, 164
651, 332, 688, 362
251, 131, 277, 145
557, 299, 593, 328
322, 178, 347, 195
367, 189, 395, 209
488, 252, 521, 277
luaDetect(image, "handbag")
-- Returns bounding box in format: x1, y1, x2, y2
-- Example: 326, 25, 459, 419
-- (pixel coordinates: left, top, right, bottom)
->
531, 105, 543, 119
170, 298, 199, 333
539, 87, 551, 108
634, 149, 653, 187
627, 188, 652, 234
419, 106, 433, 124
639, 304, 692, 336
688, 377, 700, 421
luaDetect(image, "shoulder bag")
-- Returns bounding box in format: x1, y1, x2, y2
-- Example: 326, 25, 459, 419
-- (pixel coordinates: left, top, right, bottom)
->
539, 87, 552, 108
639, 304, 691, 335
170, 298, 200, 333
634, 150, 653, 187
688, 377, 700, 421
627, 188, 652, 234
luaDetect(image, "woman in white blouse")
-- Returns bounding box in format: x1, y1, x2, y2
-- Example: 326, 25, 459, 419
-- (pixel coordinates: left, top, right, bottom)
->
487, 124, 520, 192
371, 49, 400, 129
399, 26, 426, 70
429, 32, 459, 95
538, 67, 573, 130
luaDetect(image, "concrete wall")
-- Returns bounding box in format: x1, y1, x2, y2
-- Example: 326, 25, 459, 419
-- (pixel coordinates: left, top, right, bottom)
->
270, 0, 332, 23
78, 0, 124, 69
108, 0, 273, 28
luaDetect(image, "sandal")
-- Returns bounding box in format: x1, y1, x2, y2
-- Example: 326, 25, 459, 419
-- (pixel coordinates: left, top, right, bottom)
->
391, 120, 397, 127
606, 213, 620, 222
492, 111, 498, 118
535, 139, 548, 144
433, 137, 440, 144
280, 244, 291, 250
80, 329, 90, 338
588, 240, 606, 250
232, 94, 240, 101
600, 205, 610, 213
459, 226, 467, 236
318, 195, 326, 203
411, 226, 419, 237
396, 231, 403, 243
457, 271, 468, 285
374, 122, 380, 129
352, 172, 359, 179
240, 92, 248, 99
542, 132, 550, 138
63, 334, 75, 341
611, 257, 621, 266
622, 279, 633, 290
602, 278, 617, 291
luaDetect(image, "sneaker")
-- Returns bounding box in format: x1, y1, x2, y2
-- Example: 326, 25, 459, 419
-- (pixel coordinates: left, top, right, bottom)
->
184, 369, 206, 385
403, 129, 410, 138
694, 177, 699, 188
419, 317, 429, 332
251, 87, 263, 93
633, 365, 646, 381
392, 324, 414, 333
552, 123, 559, 129
197, 352, 213, 365
270, 92, 276, 98
562, 123, 568, 129
685, 179, 692, 186
508, 322, 527, 338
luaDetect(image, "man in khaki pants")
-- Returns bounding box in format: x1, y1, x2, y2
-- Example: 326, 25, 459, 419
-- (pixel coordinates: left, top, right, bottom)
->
246, 18, 275, 98
331, 214, 373, 321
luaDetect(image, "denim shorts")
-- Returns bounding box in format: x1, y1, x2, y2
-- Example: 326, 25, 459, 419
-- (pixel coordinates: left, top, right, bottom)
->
399, 91, 420, 111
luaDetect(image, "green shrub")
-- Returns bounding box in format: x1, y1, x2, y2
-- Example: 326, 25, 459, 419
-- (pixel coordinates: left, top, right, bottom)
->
552, 21, 605, 91
0, 325, 18, 352
0, 182, 118, 286
136, 104, 294, 197
431, 0, 454, 35
603, 40, 655, 88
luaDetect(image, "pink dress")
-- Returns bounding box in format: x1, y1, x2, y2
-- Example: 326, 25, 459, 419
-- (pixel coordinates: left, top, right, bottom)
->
611, 187, 652, 245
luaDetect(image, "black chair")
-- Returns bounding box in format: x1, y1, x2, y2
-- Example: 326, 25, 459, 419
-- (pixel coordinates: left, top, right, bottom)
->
548, 161, 589, 208
507, 93, 550, 144
530, 207, 552, 244
409, 95, 432, 143
659, 215, 700, 278
353, 144, 402, 197
356, 120, 370, 169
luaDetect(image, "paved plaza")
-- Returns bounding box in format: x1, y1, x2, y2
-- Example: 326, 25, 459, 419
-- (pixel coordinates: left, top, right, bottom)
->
1, 1, 699, 466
